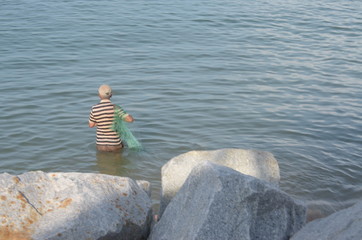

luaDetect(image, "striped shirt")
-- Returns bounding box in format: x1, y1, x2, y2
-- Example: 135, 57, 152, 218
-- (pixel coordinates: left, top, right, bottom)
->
89, 99, 128, 146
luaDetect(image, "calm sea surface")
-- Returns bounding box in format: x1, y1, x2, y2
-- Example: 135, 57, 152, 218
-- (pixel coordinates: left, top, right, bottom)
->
1, 0, 361, 215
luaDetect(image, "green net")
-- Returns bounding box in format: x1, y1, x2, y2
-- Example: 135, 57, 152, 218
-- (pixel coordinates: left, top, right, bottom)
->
111, 105, 142, 150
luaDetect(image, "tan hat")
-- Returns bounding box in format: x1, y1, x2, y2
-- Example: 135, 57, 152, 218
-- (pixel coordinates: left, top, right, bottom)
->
98, 85, 112, 98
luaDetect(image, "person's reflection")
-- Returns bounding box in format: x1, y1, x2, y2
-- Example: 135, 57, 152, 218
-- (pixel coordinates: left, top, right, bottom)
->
96, 150, 130, 176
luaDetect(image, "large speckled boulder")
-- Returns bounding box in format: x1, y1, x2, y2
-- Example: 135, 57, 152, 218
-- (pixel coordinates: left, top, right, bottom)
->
160, 148, 280, 215
150, 162, 305, 240
0, 171, 152, 240
291, 201, 362, 240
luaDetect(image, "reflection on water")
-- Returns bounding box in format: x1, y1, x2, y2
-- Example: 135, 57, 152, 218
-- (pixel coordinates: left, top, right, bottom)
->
96, 150, 130, 176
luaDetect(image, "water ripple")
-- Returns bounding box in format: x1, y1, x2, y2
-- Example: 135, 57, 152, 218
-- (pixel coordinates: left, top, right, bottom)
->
1, 0, 362, 213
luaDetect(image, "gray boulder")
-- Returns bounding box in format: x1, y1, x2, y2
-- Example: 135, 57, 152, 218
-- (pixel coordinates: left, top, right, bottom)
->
160, 148, 280, 215
0, 171, 152, 240
291, 201, 362, 240
149, 161, 305, 240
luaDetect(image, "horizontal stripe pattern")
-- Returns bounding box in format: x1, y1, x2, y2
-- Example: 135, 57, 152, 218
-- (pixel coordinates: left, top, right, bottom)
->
89, 99, 127, 146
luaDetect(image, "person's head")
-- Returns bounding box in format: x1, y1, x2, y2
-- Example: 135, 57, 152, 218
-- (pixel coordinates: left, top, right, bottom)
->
98, 85, 112, 99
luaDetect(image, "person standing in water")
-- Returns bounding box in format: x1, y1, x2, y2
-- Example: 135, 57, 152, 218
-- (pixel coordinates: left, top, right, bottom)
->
89, 85, 134, 152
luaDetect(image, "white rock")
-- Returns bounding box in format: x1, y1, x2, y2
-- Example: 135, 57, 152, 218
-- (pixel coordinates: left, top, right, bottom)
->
291, 201, 362, 240
0, 171, 152, 240
160, 148, 280, 215
149, 162, 305, 240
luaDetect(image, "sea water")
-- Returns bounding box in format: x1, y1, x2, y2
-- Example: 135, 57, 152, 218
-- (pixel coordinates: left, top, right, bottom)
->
1, 0, 361, 215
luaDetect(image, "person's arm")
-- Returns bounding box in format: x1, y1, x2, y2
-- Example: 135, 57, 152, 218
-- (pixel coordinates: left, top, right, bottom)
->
89, 120, 97, 128
89, 108, 97, 127
115, 105, 134, 123
124, 114, 134, 123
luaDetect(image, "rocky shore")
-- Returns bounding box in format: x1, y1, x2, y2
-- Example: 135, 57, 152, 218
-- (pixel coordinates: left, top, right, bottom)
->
1, 148, 360, 239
